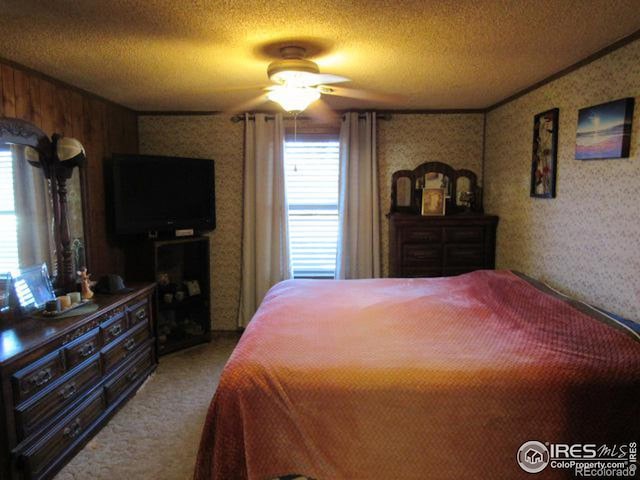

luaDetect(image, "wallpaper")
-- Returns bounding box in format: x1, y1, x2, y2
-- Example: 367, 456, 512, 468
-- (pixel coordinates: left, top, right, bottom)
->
378, 114, 485, 276
139, 116, 244, 331
484, 39, 640, 321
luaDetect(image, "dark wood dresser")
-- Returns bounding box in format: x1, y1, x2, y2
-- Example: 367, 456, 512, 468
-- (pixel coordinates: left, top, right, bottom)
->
389, 214, 499, 277
0, 284, 156, 480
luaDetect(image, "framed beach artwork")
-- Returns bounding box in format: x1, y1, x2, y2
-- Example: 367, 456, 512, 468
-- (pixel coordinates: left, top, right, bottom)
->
530, 108, 559, 198
575, 98, 635, 160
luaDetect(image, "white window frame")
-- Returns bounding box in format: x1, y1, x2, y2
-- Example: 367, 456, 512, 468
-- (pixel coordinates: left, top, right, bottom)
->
284, 133, 340, 279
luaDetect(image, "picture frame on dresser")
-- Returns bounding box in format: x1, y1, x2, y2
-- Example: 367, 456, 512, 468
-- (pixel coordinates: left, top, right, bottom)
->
421, 188, 446, 216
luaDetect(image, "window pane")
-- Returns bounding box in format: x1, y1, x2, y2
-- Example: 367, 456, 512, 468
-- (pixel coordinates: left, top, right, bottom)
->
285, 140, 339, 278
0, 149, 19, 272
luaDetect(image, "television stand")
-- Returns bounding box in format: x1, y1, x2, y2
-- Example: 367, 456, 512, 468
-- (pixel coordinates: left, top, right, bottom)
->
125, 236, 212, 355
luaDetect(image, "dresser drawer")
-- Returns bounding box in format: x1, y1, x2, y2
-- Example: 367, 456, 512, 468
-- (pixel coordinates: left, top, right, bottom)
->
12, 351, 65, 404
444, 227, 483, 244
402, 245, 442, 266
15, 358, 102, 440
402, 228, 442, 244
104, 344, 154, 405
20, 389, 105, 480
64, 328, 101, 370
101, 311, 128, 345
101, 321, 150, 373
444, 245, 485, 266
128, 298, 151, 327
61, 319, 100, 346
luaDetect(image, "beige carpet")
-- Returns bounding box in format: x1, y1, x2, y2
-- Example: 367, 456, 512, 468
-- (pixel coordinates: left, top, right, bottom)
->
55, 337, 238, 480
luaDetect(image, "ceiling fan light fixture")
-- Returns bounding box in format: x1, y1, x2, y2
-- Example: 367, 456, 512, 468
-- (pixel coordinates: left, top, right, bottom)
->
267, 85, 321, 113
270, 70, 319, 87
267, 58, 320, 86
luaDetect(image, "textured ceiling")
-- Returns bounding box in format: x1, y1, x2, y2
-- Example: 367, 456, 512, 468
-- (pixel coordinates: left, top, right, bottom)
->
0, 0, 639, 112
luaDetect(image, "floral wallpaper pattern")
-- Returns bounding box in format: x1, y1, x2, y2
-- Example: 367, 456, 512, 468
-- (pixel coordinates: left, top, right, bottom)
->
139, 116, 244, 331
484, 39, 640, 321
378, 114, 485, 276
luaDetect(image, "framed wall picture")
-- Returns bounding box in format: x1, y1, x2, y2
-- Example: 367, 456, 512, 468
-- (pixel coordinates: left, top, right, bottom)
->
575, 97, 635, 160
530, 108, 559, 198
421, 188, 446, 216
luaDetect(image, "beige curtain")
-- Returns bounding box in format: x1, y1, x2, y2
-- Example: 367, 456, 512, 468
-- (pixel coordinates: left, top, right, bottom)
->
335, 112, 381, 279
238, 113, 291, 327
12, 145, 56, 273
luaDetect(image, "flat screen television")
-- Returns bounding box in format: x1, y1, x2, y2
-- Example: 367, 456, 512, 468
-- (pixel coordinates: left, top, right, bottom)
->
111, 154, 215, 234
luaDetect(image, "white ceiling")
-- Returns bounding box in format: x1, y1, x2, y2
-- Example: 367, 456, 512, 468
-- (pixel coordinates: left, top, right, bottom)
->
0, 0, 639, 112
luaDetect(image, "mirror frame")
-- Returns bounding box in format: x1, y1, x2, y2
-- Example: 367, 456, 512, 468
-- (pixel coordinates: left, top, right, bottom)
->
390, 161, 482, 215
0, 117, 90, 291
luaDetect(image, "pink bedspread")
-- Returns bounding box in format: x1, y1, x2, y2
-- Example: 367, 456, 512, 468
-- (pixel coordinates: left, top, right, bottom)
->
194, 270, 640, 479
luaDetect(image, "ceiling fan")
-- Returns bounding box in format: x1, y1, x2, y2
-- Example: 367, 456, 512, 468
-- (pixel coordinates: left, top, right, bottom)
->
227, 45, 400, 118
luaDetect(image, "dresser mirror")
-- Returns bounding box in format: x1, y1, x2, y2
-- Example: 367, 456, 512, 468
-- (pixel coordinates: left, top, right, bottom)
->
0, 117, 88, 293
456, 176, 471, 205
395, 176, 412, 207
390, 161, 482, 215
422, 172, 451, 198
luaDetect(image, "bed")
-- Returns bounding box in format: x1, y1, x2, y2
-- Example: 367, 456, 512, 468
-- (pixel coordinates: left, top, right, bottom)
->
194, 270, 640, 480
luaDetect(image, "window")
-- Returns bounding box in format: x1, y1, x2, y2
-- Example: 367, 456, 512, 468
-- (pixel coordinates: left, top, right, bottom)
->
284, 138, 339, 278
0, 148, 19, 273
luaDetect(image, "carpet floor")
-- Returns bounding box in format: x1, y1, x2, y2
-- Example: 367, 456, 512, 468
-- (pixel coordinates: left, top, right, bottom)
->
54, 337, 238, 480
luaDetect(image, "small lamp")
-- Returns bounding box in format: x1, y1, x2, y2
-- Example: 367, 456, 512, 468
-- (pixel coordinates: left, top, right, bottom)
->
56, 136, 86, 166
52, 135, 86, 180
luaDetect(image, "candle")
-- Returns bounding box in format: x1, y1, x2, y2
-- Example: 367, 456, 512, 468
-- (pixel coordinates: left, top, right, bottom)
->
68, 292, 81, 304
58, 295, 71, 310
46, 299, 61, 312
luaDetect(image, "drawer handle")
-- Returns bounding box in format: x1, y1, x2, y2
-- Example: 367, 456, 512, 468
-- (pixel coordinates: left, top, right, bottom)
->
29, 368, 52, 387
108, 324, 122, 337
135, 309, 147, 321
58, 382, 77, 400
124, 338, 136, 352
79, 342, 95, 358
63, 418, 82, 439
126, 368, 138, 381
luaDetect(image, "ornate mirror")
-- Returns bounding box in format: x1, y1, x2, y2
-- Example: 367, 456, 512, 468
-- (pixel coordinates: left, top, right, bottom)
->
0, 117, 88, 292
390, 161, 482, 215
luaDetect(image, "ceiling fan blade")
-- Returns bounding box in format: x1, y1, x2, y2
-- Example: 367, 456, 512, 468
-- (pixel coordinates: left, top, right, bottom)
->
223, 93, 269, 114
308, 73, 350, 85
321, 85, 405, 104
305, 97, 340, 124
212, 84, 271, 93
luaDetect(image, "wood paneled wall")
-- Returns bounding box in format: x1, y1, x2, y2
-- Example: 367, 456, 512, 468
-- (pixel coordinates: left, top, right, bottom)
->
0, 61, 138, 277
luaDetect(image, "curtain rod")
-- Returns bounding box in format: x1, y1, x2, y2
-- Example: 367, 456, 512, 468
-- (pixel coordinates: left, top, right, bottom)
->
230, 112, 391, 123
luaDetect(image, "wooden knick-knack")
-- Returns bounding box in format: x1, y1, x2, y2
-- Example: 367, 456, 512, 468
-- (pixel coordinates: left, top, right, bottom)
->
78, 267, 94, 300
